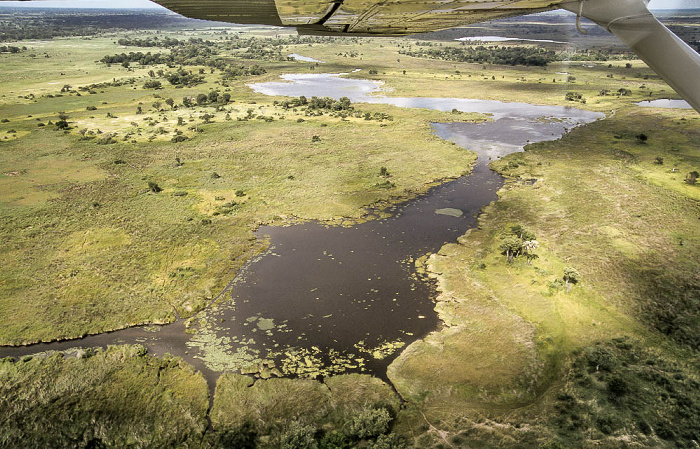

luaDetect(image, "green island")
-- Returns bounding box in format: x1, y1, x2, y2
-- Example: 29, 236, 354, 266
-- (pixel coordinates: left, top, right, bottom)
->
1, 8, 699, 449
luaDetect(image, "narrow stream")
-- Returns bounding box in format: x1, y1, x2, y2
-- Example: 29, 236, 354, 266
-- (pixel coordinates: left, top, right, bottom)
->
0, 73, 603, 393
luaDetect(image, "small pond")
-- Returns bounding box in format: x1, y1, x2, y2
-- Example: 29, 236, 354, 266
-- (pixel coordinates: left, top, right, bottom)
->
636, 99, 693, 109
456, 36, 568, 44
287, 53, 324, 63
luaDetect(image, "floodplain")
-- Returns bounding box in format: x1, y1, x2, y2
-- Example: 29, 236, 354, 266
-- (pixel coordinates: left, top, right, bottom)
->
1, 7, 699, 449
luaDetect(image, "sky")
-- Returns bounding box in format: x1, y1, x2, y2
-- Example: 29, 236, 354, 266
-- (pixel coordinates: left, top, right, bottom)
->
0, 0, 698, 9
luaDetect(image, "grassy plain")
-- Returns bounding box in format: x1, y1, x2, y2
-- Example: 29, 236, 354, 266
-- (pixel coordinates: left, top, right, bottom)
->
0, 34, 478, 345
0, 345, 209, 447
389, 107, 700, 447
1, 15, 700, 449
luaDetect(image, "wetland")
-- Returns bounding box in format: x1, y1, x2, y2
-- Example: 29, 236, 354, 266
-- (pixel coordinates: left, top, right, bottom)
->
0, 74, 602, 388
1, 8, 699, 448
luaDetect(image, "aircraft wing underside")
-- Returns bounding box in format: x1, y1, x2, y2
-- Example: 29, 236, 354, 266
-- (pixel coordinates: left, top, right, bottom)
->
151, 0, 562, 35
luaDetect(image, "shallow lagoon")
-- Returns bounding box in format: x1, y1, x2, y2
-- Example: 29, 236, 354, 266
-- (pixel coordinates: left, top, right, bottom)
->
0, 73, 603, 388
636, 99, 693, 109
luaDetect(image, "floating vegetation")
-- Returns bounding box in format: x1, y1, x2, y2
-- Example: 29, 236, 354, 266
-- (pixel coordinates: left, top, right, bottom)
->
186, 330, 262, 372
355, 339, 406, 360
256, 318, 276, 331
435, 207, 464, 217
280, 347, 366, 378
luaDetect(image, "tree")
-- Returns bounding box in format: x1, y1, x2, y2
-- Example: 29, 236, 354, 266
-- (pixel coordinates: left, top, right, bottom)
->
218, 422, 256, 449
370, 434, 406, 449
511, 224, 535, 241
165, 98, 175, 109
522, 240, 539, 264
55, 119, 70, 130
143, 80, 162, 89
348, 408, 392, 440
565, 91, 583, 102
499, 236, 522, 263
563, 267, 580, 292
280, 422, 317, 449
685, 171, 699, 185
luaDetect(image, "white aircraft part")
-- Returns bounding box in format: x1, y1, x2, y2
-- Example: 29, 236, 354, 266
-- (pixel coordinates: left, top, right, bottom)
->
562, 0, 700, 111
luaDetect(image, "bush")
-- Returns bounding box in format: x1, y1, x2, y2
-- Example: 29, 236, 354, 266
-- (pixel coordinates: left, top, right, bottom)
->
348, 408, 392, 440
280, 422, 317, 449
607, 376, 629, 401
148, 181, 162, 193
319, 431, 349, 449
565, 92, 583, 102
370, 434, 405, 449
55, 119, 70, 130
143, 80, 162, 89
218, 423, 257, 449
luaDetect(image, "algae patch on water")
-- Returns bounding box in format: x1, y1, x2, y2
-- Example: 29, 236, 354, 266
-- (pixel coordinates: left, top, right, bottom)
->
355, 339, 406, 360
435, 208, 464, 217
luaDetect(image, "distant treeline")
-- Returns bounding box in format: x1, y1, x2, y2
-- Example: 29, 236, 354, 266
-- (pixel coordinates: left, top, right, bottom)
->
400, 45, 556, 66
117, 37, 185, 48
277, 96, 353, 111
0, 45, 24, 53
0, 10, 204, 42
100, 35, 347, 85
100, 51, 171, 66
401, 45, 638, 66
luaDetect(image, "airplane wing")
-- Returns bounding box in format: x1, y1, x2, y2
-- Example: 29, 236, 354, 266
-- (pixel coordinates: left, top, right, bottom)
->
148, 0, 560, 34
5, 0, 700, 111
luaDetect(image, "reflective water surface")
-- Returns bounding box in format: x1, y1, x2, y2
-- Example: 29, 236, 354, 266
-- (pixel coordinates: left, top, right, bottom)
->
636, 99, 693, 109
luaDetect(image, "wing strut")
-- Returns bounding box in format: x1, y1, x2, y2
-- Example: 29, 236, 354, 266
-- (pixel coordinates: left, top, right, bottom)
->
562, 0, 700, 112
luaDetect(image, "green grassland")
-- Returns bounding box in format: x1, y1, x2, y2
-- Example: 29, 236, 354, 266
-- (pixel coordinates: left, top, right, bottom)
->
1, 23, 699, 448
389, 106, 700, 447
0, 345, 209, 447
0, 34, 480, 345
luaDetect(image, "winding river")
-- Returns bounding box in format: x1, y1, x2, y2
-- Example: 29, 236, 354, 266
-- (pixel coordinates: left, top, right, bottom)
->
0, 73, 603, 391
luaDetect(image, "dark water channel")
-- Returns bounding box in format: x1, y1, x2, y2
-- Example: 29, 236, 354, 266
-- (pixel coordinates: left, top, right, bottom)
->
0, 73, 603, 392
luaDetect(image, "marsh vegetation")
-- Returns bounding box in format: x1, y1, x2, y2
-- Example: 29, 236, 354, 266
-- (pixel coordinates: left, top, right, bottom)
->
1, 7, 699, 448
